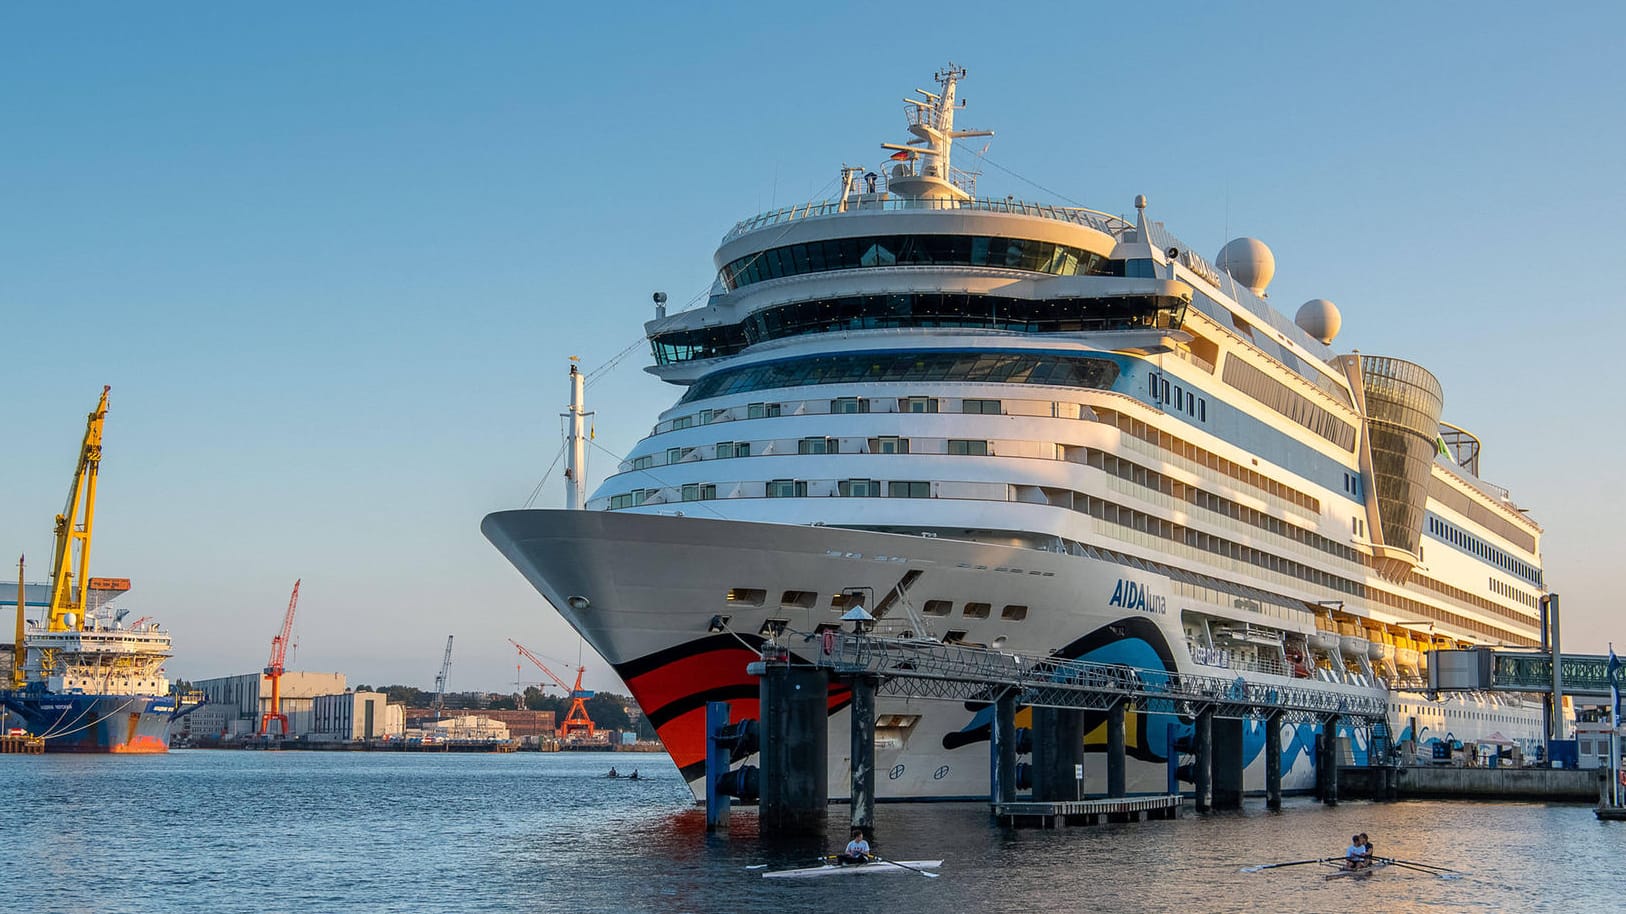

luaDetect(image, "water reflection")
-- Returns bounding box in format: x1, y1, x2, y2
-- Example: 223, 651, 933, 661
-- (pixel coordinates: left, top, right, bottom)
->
0, 751, 1620, 914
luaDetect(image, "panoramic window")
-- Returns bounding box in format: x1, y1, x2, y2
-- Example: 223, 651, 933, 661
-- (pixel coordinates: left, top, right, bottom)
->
650, 291, 1189, 365
679, 352, 1121, 404
719, 234, 1111, 290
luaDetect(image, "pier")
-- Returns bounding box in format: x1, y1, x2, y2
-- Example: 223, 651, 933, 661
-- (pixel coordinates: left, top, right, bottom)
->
710, 628, 1388, 836
1338, 764, 1601, 802
994, 796, 1182, 828
0, 733, 44, 754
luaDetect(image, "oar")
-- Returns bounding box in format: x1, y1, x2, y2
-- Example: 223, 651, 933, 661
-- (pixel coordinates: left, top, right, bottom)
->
872, 856, 939, 878
1375, 857, 1464, 878
1380, 857, 1458, 872
1239, 858, 1331, 873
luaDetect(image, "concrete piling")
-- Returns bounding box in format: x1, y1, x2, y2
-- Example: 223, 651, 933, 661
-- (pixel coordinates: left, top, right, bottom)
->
1194, 707, 1213, 813
1106, 701, 1126, 799
1032, 706, 1085, 801
757, 659, 829, 835
1212, 716, 1244, 809
848, 674, 876, 836
1320, 714, 1341, 806
990, 689, 1017, 806
1265, 710, 1284, 810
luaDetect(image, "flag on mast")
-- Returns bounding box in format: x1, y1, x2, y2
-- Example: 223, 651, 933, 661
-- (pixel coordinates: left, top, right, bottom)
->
1608, 643, 1621, 727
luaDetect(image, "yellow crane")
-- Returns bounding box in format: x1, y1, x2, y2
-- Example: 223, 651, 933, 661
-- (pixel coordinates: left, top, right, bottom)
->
46, 386, 111, 634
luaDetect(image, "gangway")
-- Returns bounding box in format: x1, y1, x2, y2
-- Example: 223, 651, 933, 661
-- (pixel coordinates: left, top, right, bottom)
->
808, 630, 1388, 723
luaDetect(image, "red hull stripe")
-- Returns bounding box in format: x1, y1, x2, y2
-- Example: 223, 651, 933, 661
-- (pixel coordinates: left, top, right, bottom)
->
615, 638, 850, 777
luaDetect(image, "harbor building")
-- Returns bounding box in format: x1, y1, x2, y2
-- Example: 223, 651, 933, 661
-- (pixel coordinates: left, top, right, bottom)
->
418, 715, 511, 745
310, 691, 405, 742
190, 671, 345, 739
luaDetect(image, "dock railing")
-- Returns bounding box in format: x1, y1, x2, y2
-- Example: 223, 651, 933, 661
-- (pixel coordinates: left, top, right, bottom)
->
810, 631, 1387, 723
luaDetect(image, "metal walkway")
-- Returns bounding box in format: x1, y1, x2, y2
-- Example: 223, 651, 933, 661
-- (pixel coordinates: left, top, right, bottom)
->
803, 631, 1388, 724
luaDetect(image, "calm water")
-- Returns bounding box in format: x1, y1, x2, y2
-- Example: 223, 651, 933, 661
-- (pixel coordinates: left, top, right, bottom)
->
3, 750, 1622, 913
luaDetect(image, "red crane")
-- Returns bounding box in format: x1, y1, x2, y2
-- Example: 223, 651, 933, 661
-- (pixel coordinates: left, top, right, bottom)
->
259, 579, 301, 736
508, 638, 595, 739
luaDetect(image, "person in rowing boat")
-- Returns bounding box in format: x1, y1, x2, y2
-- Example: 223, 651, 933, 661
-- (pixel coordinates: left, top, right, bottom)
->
607, 767, 619, 778
1362, 834, 1374, 863
1344, 834, 1368, 870
836, 828, 872, 865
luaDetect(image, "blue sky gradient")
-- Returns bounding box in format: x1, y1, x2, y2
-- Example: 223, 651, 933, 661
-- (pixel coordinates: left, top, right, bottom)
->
4, 2, 1622, 692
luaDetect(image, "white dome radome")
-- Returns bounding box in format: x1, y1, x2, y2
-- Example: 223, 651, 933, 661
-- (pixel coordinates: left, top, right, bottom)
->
1216, 237, 1276, 296
1295, 299, 1342, 345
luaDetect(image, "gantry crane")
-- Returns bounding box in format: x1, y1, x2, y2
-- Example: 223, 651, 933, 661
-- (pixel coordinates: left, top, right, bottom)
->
259, 579, 301, 736
508, 638, 595, 738
432, 635, 454, 722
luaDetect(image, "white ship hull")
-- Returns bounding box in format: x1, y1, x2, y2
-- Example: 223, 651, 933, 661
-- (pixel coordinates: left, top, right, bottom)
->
485, 509, 1376, 799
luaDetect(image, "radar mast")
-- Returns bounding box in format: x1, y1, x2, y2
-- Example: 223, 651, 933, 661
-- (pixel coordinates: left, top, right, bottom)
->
881, 63, 992, 201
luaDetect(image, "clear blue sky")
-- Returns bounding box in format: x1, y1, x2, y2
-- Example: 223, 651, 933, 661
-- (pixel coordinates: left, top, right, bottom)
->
4, 2, 1622, 693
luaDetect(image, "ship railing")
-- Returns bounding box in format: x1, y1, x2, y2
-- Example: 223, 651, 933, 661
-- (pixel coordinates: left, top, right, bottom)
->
722, 196, 1132, 245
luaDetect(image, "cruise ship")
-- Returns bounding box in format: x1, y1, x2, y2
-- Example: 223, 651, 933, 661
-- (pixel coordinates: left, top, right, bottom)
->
484, 65, 1547, 799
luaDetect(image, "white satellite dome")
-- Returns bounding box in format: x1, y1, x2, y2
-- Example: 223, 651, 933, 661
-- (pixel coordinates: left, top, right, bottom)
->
1215, 237, 1276, 296
1295, 299, 1342, 345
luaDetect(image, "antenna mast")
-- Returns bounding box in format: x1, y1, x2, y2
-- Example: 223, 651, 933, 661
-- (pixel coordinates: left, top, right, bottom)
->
880, 63, 992, 201
563, 358, 593, 510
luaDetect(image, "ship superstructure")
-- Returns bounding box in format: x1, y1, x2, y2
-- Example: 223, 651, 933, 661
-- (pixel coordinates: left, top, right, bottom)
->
485, 66, 1546, 798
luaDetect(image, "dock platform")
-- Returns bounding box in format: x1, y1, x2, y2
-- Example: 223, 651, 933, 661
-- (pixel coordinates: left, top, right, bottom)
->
1, 734, 45, 754
994, 795, 1182, 828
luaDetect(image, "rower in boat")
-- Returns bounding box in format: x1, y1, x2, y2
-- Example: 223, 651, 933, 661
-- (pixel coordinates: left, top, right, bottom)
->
837, 828, 872, 865
628, 769, 639, 781
607, 767, 619, 778
1344, 834, 1368, 870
